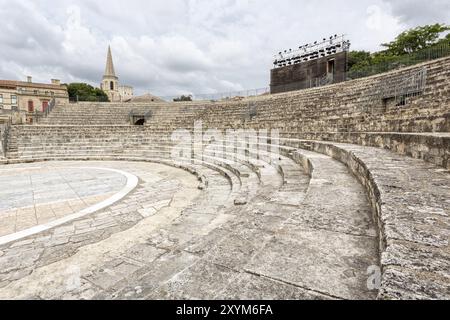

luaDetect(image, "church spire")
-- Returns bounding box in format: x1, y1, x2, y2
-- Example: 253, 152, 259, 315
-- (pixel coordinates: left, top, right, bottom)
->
104, 45, 116, 77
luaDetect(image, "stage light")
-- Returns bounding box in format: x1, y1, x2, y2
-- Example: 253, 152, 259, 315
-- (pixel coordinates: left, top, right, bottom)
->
273, 34, 349, 68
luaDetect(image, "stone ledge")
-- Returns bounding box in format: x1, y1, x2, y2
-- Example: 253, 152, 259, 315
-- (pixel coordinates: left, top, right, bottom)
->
281, 139, 450, 299
282, 132, 450, 170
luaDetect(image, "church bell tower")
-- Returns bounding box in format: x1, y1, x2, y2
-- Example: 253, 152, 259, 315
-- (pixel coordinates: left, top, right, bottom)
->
101, 46, 120, 102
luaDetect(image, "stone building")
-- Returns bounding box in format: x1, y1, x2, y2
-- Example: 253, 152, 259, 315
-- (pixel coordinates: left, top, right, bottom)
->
119, 85, 134, 102
100, 46, 134, 102
0, 76, 68, 124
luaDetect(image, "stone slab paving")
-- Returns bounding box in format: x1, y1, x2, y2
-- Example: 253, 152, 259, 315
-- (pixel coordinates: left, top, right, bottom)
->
0, 152, 379, 300
0, 161, 205, 298
0, 165, 130, 242
280, 138, 450, 299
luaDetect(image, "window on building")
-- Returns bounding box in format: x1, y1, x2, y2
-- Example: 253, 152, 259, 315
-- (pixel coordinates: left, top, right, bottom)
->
34, 90, 38, 94
0, 94, 3, 104
28, 100, 34, 112
11, 95, 17, 105
110, 81, 114, 90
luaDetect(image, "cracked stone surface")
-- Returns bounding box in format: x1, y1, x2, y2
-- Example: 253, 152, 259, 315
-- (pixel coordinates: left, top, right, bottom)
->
0, 149, 380, 300
0, 165, 127, 237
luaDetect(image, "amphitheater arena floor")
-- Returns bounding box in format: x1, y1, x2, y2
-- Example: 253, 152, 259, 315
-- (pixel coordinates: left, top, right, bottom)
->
0, 159, 379, 300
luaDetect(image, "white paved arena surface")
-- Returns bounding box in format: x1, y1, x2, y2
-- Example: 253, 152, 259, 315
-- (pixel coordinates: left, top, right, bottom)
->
0, 165, 130, 239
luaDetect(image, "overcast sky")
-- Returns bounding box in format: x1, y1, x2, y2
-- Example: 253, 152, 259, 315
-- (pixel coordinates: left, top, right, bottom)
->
0, 0, 448, 96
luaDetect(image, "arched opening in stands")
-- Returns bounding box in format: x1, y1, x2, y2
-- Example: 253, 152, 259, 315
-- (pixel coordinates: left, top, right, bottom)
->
134, 118, 145, 126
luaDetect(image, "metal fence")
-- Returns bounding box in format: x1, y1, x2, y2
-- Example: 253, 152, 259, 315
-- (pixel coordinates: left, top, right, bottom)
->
347, 42, 450, 80
358, 67, 428, 114
33, 98, 56, 124
69, 95, 110, 103
160, 87, 270, 102
0, 119, 11, 157
59, 43, 448, 104
270, 73, 336, 94
159, 42, 449, 101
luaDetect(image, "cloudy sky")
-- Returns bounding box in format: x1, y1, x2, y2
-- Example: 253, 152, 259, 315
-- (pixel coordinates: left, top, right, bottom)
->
0, 0, 448, 97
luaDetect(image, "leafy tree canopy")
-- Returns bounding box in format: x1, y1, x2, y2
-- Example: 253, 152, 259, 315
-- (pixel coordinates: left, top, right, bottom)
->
381, 23, 449, 55
348, 23, 449, 73
173, 95, 193, 102
347, 51, 372, 70
66, 83, 109, 102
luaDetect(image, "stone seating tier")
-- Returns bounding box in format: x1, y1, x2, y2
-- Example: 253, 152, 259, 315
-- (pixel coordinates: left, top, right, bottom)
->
0, 57, 448, 299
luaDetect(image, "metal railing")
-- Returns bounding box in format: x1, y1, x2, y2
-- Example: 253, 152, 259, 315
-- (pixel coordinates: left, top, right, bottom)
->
160, 87, 270, 102
356, 66, 428, 116
69, 95, 110, 103
270, 73, 335, 94
34, 98, 56, 123
0, 119, 11, 157
44, 98, 56, 117
158, 42, 448, 101
347, 42, 450, 80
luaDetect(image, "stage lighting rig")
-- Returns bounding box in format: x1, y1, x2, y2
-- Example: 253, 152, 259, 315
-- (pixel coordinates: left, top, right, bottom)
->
273, 35, 350, 68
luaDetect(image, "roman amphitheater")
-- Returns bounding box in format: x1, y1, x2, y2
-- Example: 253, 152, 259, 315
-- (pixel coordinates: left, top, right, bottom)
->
0, 57, 449, 300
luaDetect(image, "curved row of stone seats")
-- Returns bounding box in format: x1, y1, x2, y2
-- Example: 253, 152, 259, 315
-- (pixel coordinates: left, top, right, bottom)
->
36, 57, 449, 131
0, 157, 241, 295
133, 147, 376, 300
199, 58, 449, 132
8, 124, 449, 171
270, 137, 449, 299
280, 131, 450, 170
5, 125, 302, 209
1, 58, 448, 298
5, 126, 300, 202
4, 122, 449, 298
37, 102, 211, 126
0, 133, 382, 299
201, 135, 449, 299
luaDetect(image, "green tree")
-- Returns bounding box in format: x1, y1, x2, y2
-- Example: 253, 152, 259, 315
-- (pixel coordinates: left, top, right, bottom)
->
66, 83, 109, 102
173, 95, 193, 102
347, 51, 372, 70
381, 23, 449, 55
347, 23, 450, 75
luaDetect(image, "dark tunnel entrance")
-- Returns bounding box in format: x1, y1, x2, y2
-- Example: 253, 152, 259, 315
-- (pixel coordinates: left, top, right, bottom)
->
134, 118, 146, 125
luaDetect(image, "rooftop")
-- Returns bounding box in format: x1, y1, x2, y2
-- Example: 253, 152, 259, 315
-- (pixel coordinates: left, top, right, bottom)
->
0, 80, 66, 91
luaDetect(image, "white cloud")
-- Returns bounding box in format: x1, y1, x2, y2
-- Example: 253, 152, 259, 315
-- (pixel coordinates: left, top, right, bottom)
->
382, 0, 450, 26
0, 0, 446, 96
